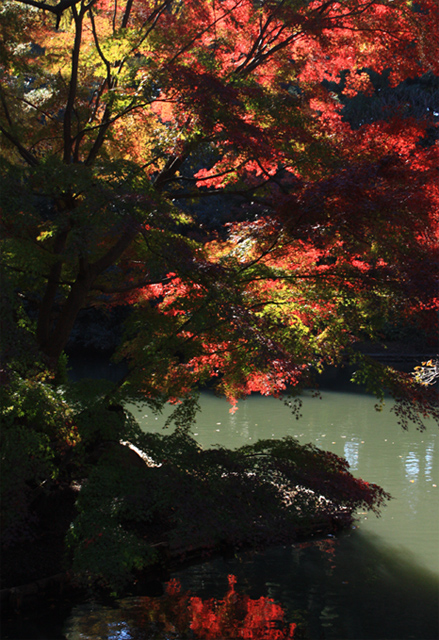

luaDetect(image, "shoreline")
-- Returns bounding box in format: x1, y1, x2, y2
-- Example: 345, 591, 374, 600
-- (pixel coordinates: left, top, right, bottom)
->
0, 514, 347, 617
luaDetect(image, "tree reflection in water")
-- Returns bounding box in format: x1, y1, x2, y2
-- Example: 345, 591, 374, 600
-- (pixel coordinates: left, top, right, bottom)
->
67, 574, 300, 639
65, 528, 439, 640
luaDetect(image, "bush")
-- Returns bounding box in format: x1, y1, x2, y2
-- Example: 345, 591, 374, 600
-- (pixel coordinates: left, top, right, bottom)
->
66, 429, 391, 593
0, 373, 73, 547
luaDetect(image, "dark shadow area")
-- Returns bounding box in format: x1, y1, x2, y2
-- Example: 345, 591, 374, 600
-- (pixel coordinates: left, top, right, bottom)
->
3, 528, 437, 640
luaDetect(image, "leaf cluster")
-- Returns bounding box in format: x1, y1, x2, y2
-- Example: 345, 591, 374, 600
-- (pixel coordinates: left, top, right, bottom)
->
0, 372, 73, 547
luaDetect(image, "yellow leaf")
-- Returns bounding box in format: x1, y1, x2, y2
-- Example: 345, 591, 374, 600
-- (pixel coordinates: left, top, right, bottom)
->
36, 230, 53, 242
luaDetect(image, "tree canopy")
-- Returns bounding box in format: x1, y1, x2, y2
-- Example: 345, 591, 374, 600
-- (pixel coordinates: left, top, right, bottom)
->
1, 0, 438, 596
1, 0, 438, 416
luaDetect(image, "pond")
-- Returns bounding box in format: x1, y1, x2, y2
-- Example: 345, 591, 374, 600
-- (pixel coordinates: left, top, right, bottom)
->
4, 379, 439, 639
63, 383, 438, 640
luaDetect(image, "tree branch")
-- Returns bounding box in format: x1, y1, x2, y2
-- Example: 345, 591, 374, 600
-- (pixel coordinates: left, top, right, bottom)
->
90, 225, 139, 276
121, 0, 134, 28
91, 274, 175, 295
63, 4, 84, 163
13, 0, 83, 17
0, 124, 39, 166
41, 224, 139, 361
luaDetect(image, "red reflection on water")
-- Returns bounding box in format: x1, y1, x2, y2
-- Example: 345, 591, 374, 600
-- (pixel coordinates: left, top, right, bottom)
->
143, 574, 296, 639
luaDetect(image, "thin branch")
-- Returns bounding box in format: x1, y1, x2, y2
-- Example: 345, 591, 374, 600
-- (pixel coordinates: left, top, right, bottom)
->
18, 97, 58, 122
157, 159, 249, 187
166, 178, 275, 202
0, 88, 14, 128
235, 0, 287, 75
91, 274, 175, 294
165, 0, 245, 69
112, 0, 117, 31
0, 124, 39, 166
128, 0, 173, 53
89, 9, 112, 80
235, 28, 306, 77
237, 236, 281, 276
0, 87, 40, 165
90, 225, 139, 276
234, 0, 380, 77
153, 149, 195, 191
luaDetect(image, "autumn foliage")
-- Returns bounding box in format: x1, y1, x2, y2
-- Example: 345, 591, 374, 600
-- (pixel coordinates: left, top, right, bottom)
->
1, 0, 438, 417
2, 0, 438, 594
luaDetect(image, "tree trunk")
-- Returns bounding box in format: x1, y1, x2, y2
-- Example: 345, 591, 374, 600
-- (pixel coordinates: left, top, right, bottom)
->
39, 226, 139, 366
35, 226, 70, 350
41, 266, 94, 362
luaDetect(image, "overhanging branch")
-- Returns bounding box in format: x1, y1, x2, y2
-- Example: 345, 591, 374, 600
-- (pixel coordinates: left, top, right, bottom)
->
0, 124, 39, 166
13, 0, 85, 20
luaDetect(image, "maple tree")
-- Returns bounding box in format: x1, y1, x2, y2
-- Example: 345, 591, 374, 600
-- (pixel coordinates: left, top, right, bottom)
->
1, 0, 438, 417
1, 0, 439, 595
